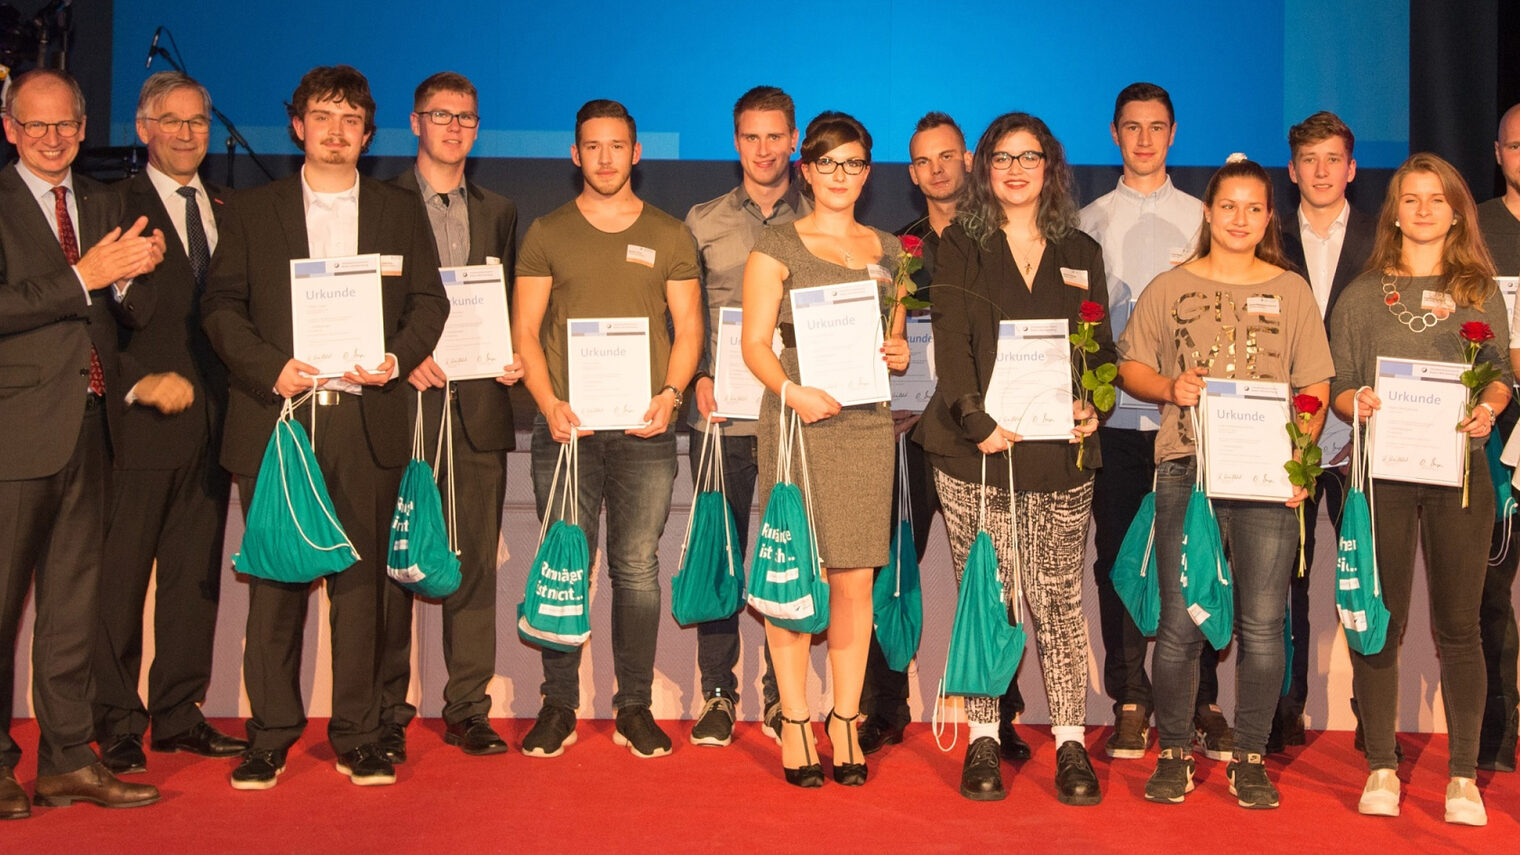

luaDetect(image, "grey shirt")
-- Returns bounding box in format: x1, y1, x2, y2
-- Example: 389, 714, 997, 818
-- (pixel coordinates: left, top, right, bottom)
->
684, 180, 810, 435
416, 165, 470, 267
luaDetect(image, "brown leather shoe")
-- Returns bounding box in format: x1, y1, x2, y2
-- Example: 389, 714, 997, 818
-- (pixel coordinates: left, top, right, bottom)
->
0, 767, 29, 819
33, 762, 159, 809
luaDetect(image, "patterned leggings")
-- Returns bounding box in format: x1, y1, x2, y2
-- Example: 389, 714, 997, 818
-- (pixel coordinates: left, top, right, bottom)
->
935, 469, 1093, 727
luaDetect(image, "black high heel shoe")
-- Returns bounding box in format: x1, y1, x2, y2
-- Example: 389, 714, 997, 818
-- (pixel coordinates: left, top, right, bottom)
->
781, 714, 824, 788
827, 710, 868, 786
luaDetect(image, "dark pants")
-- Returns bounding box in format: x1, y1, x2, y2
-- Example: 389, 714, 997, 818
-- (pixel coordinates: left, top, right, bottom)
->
239, 397, 400, 755
687, 430, 777, 707
0, 401, 108, 776
1091, 427, 1219, 715
381, 389, 508, 727
94, 443, 232, 742
1280, 466, 1348, 718
1353, 457, 1491, 777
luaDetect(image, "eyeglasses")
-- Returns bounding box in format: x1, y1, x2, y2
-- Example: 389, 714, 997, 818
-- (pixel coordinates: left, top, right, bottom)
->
416, 110, 480, 128
811, 156, 868, 175
8, 118, 82, 139
990, 150, 1046, 170
146, 115, 212, 134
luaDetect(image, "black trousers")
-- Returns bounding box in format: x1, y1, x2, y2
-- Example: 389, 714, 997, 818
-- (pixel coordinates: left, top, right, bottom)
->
0, 400, 108, 776
238, 397, 400, 755
93, 444, 232, 741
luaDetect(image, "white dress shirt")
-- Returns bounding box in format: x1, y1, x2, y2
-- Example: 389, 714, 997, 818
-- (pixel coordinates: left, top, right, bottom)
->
1297, 199, 1350, 316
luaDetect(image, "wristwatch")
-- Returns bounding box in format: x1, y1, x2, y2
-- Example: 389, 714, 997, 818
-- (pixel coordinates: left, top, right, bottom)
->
659, 384, 683, 409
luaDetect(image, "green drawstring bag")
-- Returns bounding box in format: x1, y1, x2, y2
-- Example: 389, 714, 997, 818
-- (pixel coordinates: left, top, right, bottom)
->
1112, 484, 1160, 636
1486, 430, 1516, 522
1337, 403, 1389, 655
872, 436, 925, 671
1182, 410, 1233, 650
233, 392, 359, 582
748, 404, 829, 634
671, 418, 744, 625
517, 433, 591, 652
942, 454, 1027, 698
387, 392, 461, 598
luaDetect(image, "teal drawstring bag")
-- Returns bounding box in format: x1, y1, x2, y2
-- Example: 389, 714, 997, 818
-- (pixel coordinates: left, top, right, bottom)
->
233, 391, 359, 582
872, 435, 925, 671
1111, 478, 1160, 636
387, 391, 461, 598
1337, 399, 1390, 655
517, 433, 592, 652
670, 417, 744, 625
1182, 409, 1234, 650
941, 453, 1028, 698
748, 396, 829, 634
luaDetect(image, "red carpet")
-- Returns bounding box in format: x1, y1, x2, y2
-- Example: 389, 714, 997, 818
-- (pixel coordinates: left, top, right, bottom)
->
2, 718, 1515, 853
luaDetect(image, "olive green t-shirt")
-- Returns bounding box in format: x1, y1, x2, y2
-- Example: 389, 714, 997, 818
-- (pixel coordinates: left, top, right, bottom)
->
517, 200, 700, 400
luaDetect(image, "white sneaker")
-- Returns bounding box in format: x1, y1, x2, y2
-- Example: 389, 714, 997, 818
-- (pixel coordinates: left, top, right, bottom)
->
1444, 777, 1487, 826
1357, 768, 1400, 817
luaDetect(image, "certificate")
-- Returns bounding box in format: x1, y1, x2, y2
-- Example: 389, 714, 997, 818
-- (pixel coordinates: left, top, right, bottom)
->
290, 254, 385, 378
984, 319, 1073, 441
1369, 356, 1467, 487
790, 280, 890, 406
433, 264, 512, 381
1500, 276, 1519, 329
890, 315, 937, 413
713, 307, 764, 419
567, 318, 651, 431
1199, 378, 1293, 502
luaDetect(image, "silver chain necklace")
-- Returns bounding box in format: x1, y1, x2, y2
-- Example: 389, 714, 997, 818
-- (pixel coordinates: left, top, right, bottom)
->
1381, 272, 1444, 332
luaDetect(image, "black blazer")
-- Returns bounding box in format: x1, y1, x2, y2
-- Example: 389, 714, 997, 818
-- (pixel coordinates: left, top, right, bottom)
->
389, 169, 518, 452
201, 173, 450, 477
0, 163, 144, 479
112, 171, 230, 470
1280, 204, 1377, 326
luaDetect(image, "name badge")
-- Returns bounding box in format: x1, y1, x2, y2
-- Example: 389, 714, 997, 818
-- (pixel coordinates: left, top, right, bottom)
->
867, 263, 891, 284
1420, 289, 1456, 316
626, 244, 656, 267
380, 255, 404, 276
1060, 267, 1089, 289
1244, 296, 1280, 316
1169, 246, 1191, 266
486, 255, 501, 266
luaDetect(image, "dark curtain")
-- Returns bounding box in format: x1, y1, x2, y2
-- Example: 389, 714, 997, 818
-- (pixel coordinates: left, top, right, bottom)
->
1409, 0, 1501, 197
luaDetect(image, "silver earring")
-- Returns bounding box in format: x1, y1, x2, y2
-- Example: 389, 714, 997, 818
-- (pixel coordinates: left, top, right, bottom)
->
1394, 219, 1400, 227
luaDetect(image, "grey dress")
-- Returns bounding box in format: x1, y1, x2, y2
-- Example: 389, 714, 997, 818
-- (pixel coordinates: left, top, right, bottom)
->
754, 222, 900, 569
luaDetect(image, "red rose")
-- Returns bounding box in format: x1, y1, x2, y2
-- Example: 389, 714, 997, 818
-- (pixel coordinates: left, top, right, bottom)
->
899, 234, 924, 258
1079, 301, 1105, 324
1460, 321, 1495, 343
1292, 394, 1323, 417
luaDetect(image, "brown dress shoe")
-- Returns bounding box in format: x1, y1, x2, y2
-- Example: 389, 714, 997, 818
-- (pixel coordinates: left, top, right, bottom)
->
33, 762, 159, 809
0, 767, 29, 819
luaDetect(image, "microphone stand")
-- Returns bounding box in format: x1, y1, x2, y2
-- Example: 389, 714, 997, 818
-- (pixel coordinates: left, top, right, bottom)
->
149, 31, 274, 188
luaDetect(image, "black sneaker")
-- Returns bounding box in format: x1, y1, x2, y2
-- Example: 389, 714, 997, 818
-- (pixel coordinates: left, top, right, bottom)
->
1226, 751, 1279, 809
959, 736, 1005, 801
1144, 747, 1196, 804
1105, 703, 1150, 759
1054, 742, 1102, 806
334, 743, 396, 786
522, 703, 577, 758
761, 701, 783, 746
859, 716, 906, 755
378, 722, 407, 764
1194, 704, 1235, 761
690, 690, 736, 747
613, 706, 672, 758
230, 749, 286, 791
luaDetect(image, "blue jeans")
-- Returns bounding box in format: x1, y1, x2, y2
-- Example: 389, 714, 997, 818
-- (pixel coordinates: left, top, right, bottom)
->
1152, 457, 1296, 755
531, 419, 677, 710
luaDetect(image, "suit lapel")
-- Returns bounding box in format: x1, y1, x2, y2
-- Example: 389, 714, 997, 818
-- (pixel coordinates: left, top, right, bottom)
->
466, 182, 490, 265
0, 167, 67, 260
357, 175, 383, 255
275, 175, 310, 259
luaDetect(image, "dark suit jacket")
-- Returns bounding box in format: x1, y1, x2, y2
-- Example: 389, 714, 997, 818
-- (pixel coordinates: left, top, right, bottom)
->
0, 162, 144, 480
1281, 204, 1377, 326
201, 172, 450, 478
112, 171, 231, 470
389, 169, 518, 452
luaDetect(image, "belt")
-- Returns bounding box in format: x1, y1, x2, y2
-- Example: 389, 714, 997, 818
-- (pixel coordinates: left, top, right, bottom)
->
315, 390, 345, 406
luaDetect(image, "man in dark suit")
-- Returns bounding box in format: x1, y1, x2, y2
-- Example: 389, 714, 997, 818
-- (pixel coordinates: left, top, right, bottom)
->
0, 69, 164, 817
92, 71, 247, 777
1273, 110, 1377, 752
201, 65, 448, 790
378, 71, 518, 759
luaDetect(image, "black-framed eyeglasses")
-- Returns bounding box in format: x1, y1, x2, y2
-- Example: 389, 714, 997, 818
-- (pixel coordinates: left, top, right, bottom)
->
990, 150, 1045, 170
146, 115, 212, 134
9, 118, 82, 139
811, 156, 868, 175
415, 110, 480, 128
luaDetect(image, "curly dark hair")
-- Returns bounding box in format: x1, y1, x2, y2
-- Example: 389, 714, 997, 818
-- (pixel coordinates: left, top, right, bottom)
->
286, 65, 376, 153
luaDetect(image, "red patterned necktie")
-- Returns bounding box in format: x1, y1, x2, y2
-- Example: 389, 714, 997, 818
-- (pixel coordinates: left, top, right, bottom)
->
54, 185, 105, 396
